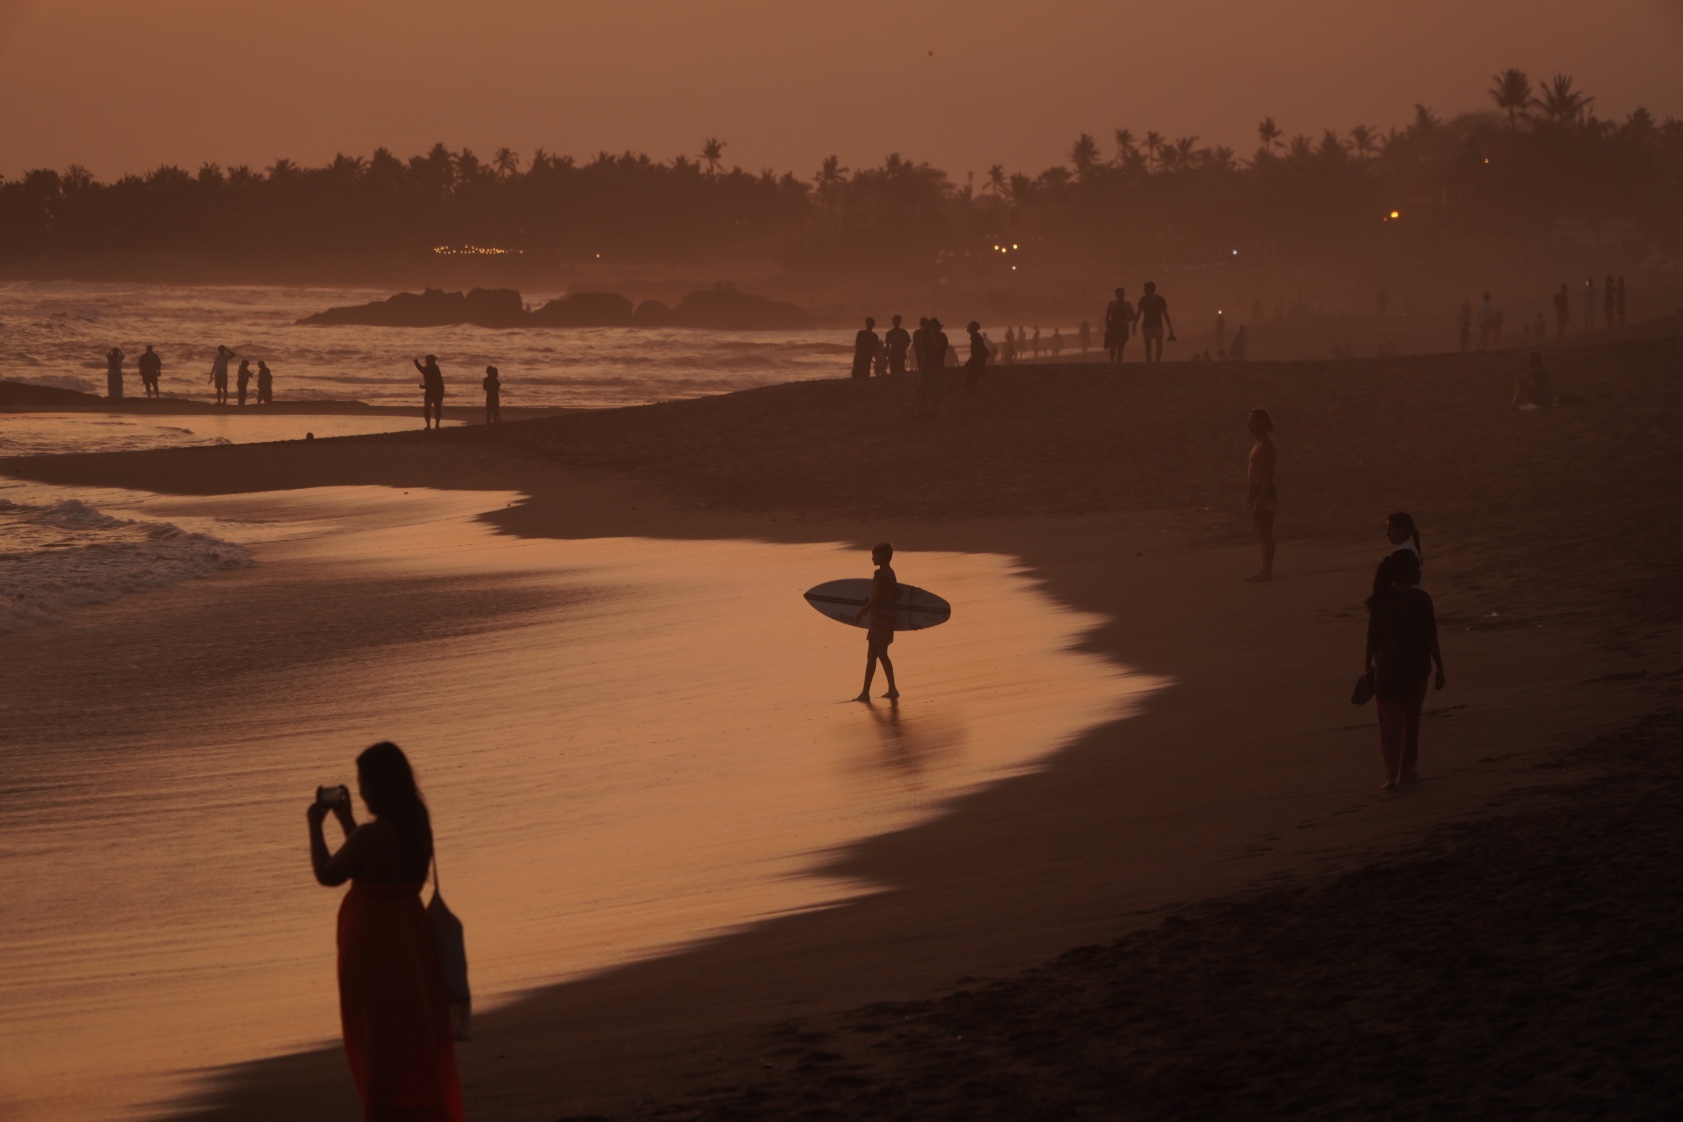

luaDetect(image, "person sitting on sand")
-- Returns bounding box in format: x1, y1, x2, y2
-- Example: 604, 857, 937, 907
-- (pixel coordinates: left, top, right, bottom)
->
1137, 282, 1175, 363
885, 316, 911, 376
1510, 351, 1554, 411
308, 741, 465, 1122
256, 360, 273, 405
965, 321, 989, 399
414, 355, 445, 430
1362, 550, 1445, 789
209, 345, 234, 405
138, 345, 162, 398
852, 318, 878, 380
1246, 407, 1277, 582
236, 359, 252, 407
482, 365, 502, 424
105, 347, 125, 400
851, 542, 901, 702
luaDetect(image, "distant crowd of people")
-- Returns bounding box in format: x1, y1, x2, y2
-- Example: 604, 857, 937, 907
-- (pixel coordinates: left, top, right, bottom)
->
1461, 274, 1629, 352
101, 344, 275, 405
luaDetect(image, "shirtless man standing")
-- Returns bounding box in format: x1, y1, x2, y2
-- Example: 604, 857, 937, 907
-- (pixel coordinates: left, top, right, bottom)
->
1137, 282, 1175, 363
1246, 408, 1277, 582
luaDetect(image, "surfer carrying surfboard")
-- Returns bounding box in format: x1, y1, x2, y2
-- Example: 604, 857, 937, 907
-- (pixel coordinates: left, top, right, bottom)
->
851, 542, 901, 702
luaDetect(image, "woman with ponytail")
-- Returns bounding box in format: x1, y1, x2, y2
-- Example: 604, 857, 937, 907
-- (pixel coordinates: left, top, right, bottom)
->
308, 741, 463, 1121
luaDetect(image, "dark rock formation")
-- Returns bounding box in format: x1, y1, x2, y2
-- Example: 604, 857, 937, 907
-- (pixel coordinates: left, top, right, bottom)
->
666, 286, 816, 330
298, 287, 527, 328
529, 291, 635, 327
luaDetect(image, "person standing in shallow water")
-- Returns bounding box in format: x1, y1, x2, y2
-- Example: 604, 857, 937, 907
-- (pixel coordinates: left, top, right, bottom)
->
414, 355, 445, 430
309, 741, 465, 1122
138, 345, 162, 398
256, 360, 273, 405
481, 365, 502, 424
851, 542, 900, 702
105, 347, 126, 400
1246, 408, 1277, 582
852, 318, 878, 380
236, 359, 252, 406
1363, 552, 1445, 789
209, 345, 234, 405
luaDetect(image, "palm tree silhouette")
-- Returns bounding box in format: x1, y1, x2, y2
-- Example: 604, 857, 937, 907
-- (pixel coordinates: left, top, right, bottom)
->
1113, 128, 1137, 163
1257, 117, 1283, 154
1489, 69, 1532, 133
986, 164, 1007, 198
701, 137, 726, 176
815, 155, 848, 193
1349, 125, 1376, 160
493, 148, 522, 179
1143, 131, 1164, 172
1069, 133, 1100, 179
1533, 74, 1592, 129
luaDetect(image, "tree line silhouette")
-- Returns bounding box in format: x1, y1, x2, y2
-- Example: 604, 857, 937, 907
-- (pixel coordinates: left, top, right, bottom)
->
2, 71, 1676, 278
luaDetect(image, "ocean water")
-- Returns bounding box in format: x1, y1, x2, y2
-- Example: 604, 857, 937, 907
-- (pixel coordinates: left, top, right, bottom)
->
0, 280, 855, 410
0, 485, 1157, 1122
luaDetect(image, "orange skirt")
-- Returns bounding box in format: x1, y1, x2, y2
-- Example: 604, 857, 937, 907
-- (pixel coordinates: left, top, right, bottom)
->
337, 880, 465, 1121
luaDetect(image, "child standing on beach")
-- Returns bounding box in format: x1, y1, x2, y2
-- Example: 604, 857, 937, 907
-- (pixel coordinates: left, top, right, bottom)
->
852, 542, 901, 702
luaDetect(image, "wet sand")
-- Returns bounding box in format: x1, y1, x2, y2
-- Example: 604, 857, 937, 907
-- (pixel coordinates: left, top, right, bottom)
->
4, 332, 1681, 1119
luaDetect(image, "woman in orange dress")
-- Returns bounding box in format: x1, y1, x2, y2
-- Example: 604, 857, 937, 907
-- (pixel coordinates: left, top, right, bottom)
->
308, 741, 464, 1122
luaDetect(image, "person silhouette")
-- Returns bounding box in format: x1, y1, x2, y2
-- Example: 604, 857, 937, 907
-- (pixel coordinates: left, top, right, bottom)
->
1604, 274, 1617, 332
1003, 325, 1017, 363
965, 320, 989, 398
209, 345, 234, 405
308, 741, 465, 1122
482, 365, 502, 424
851, 543, 901, 701
414, 355, 445, 429
138, 345, 162, 398
1030, 325, 1041, 359
1362, 551, 1445, 789
256, 360, 273, 405
1476, 293, 1496, 350
1049, 327, 1063, 359
852, 318, 878, 380
1553, 284, 1571, 341
1583, 277, 1599, 333
885, 315, 911, 376
1231, 324, 1249, 361
236, 359, 252, 406
912, 318, 929, 372
917, 317, 948, 416
1137, 282, 1175, 362
1246, 408, 1277, 581
1078, 320, 1091, 353
105, 347, 125, 400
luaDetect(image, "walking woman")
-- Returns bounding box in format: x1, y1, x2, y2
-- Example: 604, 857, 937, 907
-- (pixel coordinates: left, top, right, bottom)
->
1362, 552, 1445, 789
308, 742, 464, 1121
1385, 511, 1422, 584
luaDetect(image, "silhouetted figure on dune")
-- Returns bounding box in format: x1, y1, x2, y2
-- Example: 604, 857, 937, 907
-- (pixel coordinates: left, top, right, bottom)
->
105, 348, 125, 400
852, 318, 878, 380
209, 345, 234, 405
1138, 282, 1174, 362
308, 741, 465, 1122
236, 359, 252, 406
415, 355, 445, 429
138, 345, 162, 398
851, 543, 900, 702
1246, 408, 1276, 582
482, 365, 502, 424
256, 361, 273, 405
885, 315, 911, 375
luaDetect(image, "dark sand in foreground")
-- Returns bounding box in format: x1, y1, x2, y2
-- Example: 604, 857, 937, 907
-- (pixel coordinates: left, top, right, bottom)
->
6, 332, 1683, 1119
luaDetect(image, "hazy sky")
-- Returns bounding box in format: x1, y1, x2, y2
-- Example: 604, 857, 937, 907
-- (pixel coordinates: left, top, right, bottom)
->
2, 0, 1681, 182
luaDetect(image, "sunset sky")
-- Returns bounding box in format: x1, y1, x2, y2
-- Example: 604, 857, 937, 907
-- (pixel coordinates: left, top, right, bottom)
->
2, 0, 1681, 182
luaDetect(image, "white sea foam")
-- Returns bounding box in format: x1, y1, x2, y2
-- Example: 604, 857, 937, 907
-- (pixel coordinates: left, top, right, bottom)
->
0, 497, 253, 633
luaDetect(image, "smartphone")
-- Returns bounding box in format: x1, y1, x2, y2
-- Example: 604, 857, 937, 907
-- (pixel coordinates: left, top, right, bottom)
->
315, 784, 348, 808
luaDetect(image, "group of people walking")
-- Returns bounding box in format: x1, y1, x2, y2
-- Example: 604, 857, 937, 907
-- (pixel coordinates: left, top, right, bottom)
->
102, 345, 274, 404
850, 315, 991, 415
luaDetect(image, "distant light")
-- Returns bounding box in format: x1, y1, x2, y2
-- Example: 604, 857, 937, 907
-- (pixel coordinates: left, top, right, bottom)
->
1011, 266, 1017, 271
1483, 157, 1490, 164
1231, 249, 1238, 256
432, 245, 523, 256
1389, 210, 1400, 219
1012, 243, 1019, 249
595, 252, 601, 258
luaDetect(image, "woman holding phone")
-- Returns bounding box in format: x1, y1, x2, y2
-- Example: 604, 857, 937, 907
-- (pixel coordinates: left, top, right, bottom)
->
308, 742, 463, 1121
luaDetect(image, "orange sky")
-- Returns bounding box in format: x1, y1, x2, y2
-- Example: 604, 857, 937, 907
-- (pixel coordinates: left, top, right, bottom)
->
2, 0, 1680, 182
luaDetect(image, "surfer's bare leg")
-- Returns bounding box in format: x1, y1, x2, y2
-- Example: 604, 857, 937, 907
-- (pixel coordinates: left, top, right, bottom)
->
879, 653, 898, 699
856, 651, 878, 702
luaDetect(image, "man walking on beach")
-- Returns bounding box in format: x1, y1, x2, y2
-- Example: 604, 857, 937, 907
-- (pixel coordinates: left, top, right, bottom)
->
208, 345, 235, 405
851, 542, 900, 702
415, 354, 445, 430
1138, 282, 1175, 363
138, 345, 162, 399
1104, 288, 1134, 363
852, 318, 879, 380
1246, 408, 1277, 582
885, 315, 911, 376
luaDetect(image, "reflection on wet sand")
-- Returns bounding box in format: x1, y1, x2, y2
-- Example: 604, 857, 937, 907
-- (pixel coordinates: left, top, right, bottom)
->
0, 487, 1158, 1122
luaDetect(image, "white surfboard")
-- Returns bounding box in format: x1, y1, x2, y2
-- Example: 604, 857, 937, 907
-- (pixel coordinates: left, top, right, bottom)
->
803, 578, 952, 631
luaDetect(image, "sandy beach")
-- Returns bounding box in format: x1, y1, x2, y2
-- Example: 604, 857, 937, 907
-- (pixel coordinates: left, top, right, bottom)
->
4, 330, 1682, 1120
